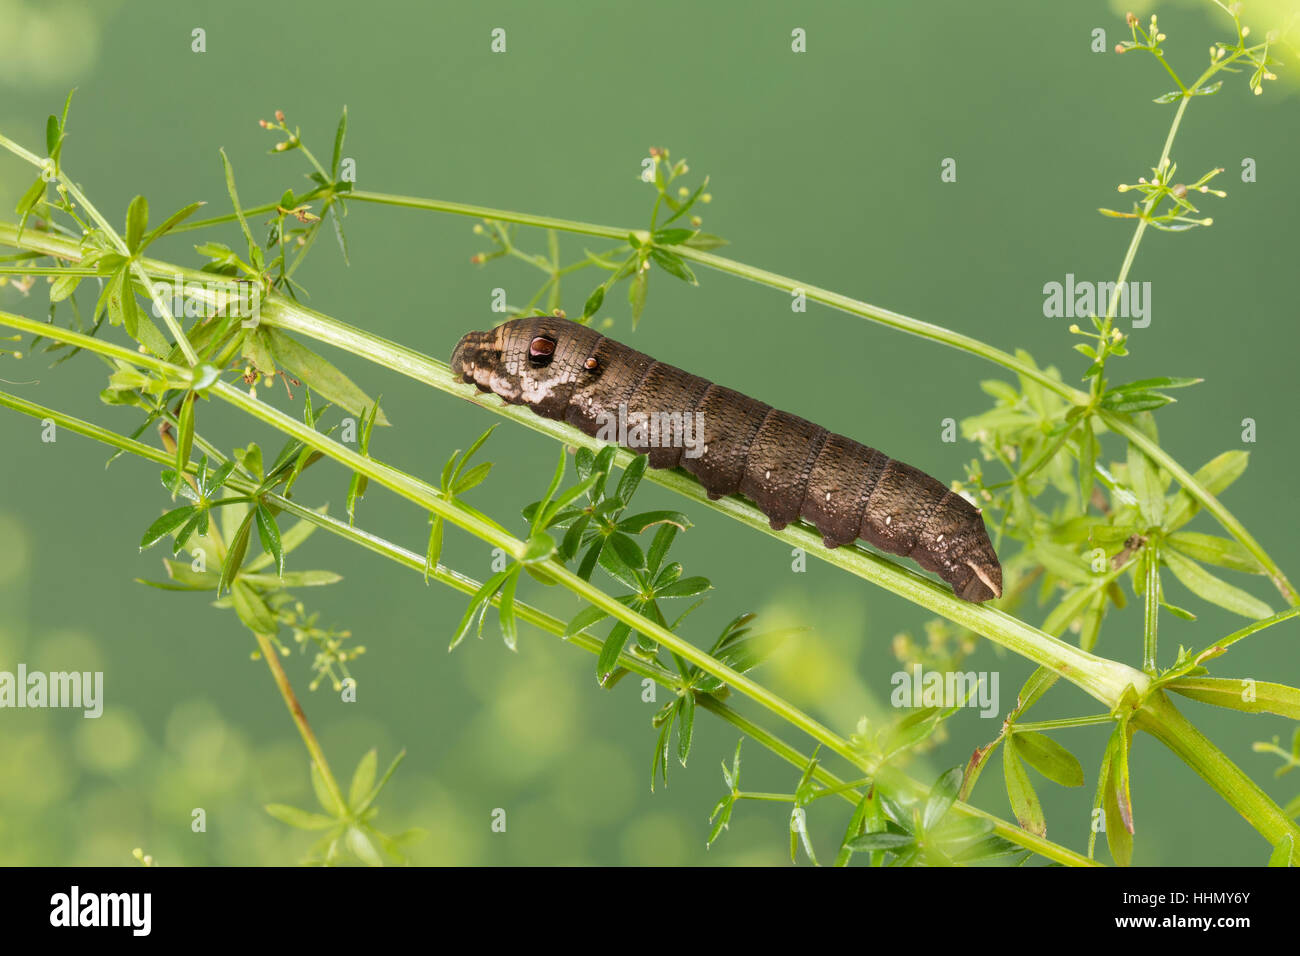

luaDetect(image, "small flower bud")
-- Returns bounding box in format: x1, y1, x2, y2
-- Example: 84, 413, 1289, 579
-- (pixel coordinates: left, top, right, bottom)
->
275, 109, 286, 122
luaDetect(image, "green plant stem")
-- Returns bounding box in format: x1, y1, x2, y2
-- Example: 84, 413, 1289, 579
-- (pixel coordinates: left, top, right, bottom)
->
1133, 691, 1300, 865
0, 303, 1146, 713
254, 629, 348, 813
343, 190, 1086, 403
1143, 541, 1160, 674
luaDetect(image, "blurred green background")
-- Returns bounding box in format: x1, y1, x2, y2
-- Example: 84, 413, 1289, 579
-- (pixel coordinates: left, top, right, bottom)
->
0, 0, 1297, 865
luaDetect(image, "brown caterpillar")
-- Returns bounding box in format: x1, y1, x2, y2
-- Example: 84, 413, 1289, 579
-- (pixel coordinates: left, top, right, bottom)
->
452, 316, 1002, 602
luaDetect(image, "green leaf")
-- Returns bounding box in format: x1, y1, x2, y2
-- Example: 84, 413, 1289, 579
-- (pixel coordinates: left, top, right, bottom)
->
662, 177, 708, 226
1126, 443, 1164, 526
140, 506, 197, 550
1162, 547, 1272, 619
1166, 531, 1262, 574
264, 803, 337, 830
449, 569, 509, 651
1164, 451, 1248, 531
597, 622, 632, 682
923, 767, 962, 830
651, 711, 672, 791
1108, 376, 1202, 394
45, 113, 60, 157
680, 232, 728, 250
174, 394, 195, 483
1012, 731, 1084, 787
617, 510, 691, 535
49, 272, 81, 303
346, 826, 383, 867
139, 201, 205, 251
219, 148, 261, 269
520, 531, 555, 564
607, 532, 645, 571
616, 453, 648, 504
231, 580, 277, 634
1002, 737, 1046, 836
263, 327, 389, 425
649, 247, 698, 285
1166, 677, 1300, 719
1102, 725, 1135, 866
241, 570, 340, 588
15, 176, 45, 217
311, 762, 345, 817
348, 749, 378, 810
125, 194, 149, 252
565, 601, 617, 636
218, 509, 255, 595
846, 831, 914, 852
1153, 90, 1183, 104
707, 795, 734, 848
677, 692, 695, 765
655, 575, 711, 598
629, 269, 648, 326
254, 505, 284, 577
581, 283, 605, 320
498, 568, 519, 651
652, 227, 695, 245
451, 425, 497, 484
1101, 392, 1174, 413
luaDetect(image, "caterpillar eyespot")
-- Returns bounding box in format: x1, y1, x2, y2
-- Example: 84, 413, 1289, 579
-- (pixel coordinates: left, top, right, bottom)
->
451, 315, 1003, 602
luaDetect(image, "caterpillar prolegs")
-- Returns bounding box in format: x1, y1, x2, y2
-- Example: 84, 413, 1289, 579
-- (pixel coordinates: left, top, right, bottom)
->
451, 316, 1003, 602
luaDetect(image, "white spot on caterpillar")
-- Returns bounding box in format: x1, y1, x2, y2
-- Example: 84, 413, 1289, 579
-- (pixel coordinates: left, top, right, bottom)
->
825, 491, 831, 501
885, 515, 892, 526
936, 534, 945, 544
764, 470, 771, 479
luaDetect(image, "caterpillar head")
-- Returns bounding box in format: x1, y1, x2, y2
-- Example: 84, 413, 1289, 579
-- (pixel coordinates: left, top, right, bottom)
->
452, 316, 604, 418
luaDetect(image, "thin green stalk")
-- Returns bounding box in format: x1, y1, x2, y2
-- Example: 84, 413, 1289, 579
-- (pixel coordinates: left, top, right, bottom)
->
0, 304, 1147, 712
1143, 541, 1160, 674
344, 189, 1086, 404
1133, 691, 1300, 865
255, 628, 348, 813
